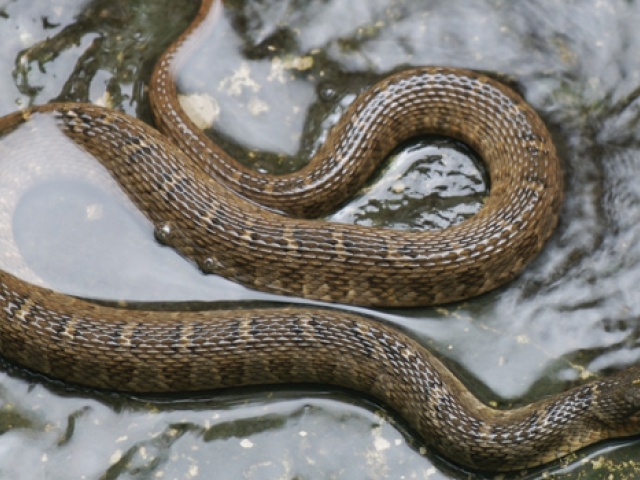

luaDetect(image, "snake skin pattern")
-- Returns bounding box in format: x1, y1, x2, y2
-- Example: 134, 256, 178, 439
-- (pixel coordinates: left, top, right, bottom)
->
0, 0, 639, 473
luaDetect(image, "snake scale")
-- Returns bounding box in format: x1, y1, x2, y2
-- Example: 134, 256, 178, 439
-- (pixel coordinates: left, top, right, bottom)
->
0, 0, 638, 472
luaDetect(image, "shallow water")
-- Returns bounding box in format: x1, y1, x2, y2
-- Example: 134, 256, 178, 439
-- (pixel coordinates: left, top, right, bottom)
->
0, 0, 639, 478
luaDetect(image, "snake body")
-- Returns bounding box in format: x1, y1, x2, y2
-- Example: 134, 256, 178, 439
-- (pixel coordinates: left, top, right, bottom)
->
0, 0, 638, 472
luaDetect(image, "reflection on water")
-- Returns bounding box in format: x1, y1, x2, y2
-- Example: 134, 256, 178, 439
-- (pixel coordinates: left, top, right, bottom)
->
0, 111, 251, 302
328, 137, 488, 230
0, 113, 140, 287
0, 0, 639, 478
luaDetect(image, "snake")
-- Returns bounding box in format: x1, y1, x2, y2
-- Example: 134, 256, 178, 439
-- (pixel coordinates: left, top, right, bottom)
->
0, 0, 638, 473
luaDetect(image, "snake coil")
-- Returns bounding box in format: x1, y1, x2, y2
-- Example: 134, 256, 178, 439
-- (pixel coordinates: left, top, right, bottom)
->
0, 0, 638, 473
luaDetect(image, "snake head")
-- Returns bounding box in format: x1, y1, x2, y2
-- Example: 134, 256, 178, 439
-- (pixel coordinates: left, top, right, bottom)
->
593, 365, 640, 435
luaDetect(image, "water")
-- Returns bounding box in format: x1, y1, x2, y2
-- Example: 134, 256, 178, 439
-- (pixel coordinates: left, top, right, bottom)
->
0, 0, 639, 478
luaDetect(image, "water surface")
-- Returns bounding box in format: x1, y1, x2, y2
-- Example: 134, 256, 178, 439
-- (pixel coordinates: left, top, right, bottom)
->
0, 0, 639, 478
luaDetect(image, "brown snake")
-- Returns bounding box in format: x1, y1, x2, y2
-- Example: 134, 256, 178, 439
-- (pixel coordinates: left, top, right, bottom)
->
0, 0, 639, 473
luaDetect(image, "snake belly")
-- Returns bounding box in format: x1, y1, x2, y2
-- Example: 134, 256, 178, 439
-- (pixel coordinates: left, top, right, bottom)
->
1, 0, 639, 474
